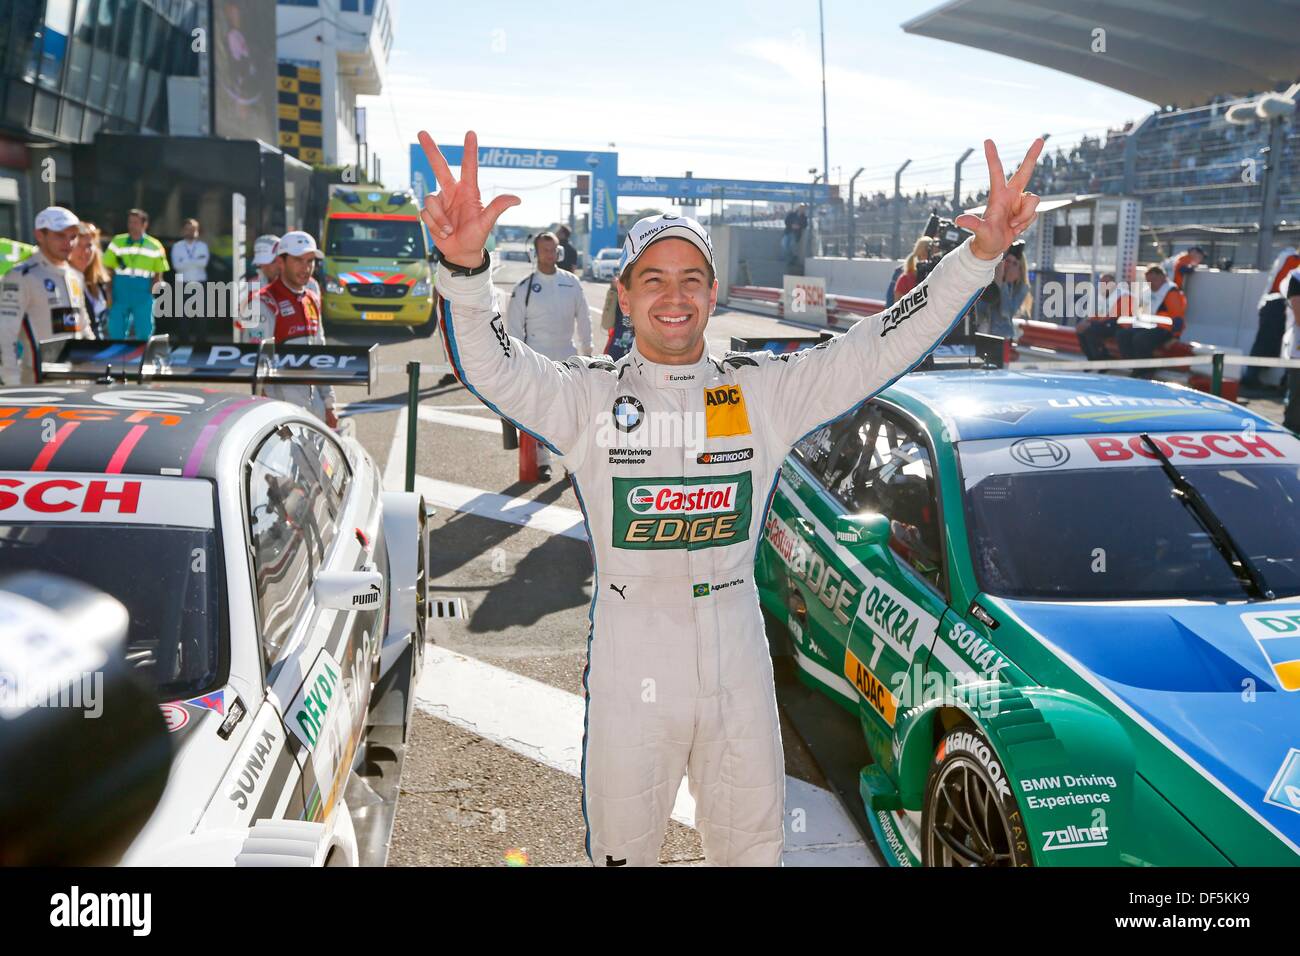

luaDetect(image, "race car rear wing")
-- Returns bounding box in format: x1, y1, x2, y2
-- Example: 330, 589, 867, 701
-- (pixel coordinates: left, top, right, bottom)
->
36, 335, 378, 394
728, 330, 1008, 371
728, 332, 833, 354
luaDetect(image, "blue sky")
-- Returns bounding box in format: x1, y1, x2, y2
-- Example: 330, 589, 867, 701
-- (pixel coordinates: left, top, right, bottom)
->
359, 0, 1154, 226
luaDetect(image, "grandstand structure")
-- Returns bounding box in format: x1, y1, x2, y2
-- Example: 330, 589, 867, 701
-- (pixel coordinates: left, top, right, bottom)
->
816, 0, 1300, 270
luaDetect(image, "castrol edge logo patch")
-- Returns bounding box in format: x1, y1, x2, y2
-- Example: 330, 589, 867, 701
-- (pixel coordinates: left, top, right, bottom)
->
612, 474, 752, 550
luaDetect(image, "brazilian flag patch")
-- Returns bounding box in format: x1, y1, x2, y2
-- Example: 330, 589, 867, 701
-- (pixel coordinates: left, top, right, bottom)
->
693, 583, 711, 598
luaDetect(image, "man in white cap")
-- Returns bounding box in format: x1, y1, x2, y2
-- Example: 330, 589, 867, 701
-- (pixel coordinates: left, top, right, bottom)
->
235, 234, 280, 341
0, 206, 94, 384
420, 129, 1042, 867
247, 230, 338, 429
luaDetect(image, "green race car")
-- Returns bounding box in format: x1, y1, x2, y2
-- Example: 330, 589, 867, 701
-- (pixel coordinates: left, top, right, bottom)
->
756, 367, 1300, 866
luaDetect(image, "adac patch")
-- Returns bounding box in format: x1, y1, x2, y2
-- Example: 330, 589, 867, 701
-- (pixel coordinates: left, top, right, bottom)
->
704, 384, 750, 438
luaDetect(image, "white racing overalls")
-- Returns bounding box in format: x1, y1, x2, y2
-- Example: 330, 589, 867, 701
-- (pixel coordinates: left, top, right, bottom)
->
436, 238, 997, 865
0, 250, 93, 385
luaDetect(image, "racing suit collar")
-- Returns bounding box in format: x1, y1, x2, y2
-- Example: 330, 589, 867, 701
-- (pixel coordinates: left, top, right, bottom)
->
30, 249, 64, 270
627, 341, 713, 390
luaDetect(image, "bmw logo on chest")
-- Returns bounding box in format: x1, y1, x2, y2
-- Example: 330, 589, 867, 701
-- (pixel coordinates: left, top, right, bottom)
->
531, 282, 542, 293
612, 395, 645, 432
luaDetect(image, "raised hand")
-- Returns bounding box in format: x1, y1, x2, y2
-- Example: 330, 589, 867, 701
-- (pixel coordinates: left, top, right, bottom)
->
956, 138, 1044, 261
417, 130, 521, 267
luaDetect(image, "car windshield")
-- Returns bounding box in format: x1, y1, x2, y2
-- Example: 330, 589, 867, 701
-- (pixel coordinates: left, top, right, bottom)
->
0, 477, 225, 701
326, 217, 424, 259
959, 431, 1300, 600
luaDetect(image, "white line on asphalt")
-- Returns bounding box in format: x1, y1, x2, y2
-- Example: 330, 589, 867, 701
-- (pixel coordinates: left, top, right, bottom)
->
340, 402, 405, 415
383, 406, 407, 493
414, 644, 875, 865
413, 475, 588, 541
417, 405, 501, 434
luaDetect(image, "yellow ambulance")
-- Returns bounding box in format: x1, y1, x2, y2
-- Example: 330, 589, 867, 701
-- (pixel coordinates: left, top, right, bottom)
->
320, 186, 434, 329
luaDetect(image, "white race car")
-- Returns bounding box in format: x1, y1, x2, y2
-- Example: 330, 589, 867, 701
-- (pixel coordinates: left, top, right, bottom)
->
0, 342, 428, 866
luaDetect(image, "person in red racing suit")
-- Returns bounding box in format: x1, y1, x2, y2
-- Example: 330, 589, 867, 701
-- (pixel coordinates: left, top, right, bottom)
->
421, 130, 1042, 866
247, 230, 338, 429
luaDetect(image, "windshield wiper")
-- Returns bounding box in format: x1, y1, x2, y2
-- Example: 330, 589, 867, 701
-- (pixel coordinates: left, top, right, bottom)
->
1139, 432, 1273, 601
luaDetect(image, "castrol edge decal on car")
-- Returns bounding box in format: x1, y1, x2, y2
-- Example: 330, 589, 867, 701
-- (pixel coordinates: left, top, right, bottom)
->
0, 473, 214, 526
958, 430, 1300, 483
611, 474, 752, 549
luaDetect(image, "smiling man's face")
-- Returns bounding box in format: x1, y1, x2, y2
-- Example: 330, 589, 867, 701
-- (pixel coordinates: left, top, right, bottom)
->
615, 238, 717, 365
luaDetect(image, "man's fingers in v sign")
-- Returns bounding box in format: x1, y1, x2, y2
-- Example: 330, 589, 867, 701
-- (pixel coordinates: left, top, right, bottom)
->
955, 137, 1045, 257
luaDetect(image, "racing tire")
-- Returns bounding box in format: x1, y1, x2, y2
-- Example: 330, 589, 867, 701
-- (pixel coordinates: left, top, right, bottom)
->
920, 723, 1032, 867
760, 606, 797, 659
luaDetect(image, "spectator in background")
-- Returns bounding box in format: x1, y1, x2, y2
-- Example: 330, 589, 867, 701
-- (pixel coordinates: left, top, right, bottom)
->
1116, 265, 1186, 375
1160, 246, 1204, 291
506, 232, 591, 480
236, 234, 280, 341
70, 221, 111, 339
601, 277, 634, 360
989, 245, 1031, 338
0, 206, 93, 384
781, 204, 810, 275
555, 225, 579, 274
885, 261, 904, 307
894, 236, 935, 300
247, 234, 282, 285
104, 208, 169, 340
1283, 265, 1300, 432
1076, 271, 1134, 361
246, 231, 338, 429
1242, 245, 1300, 394
171, 218, 210, 284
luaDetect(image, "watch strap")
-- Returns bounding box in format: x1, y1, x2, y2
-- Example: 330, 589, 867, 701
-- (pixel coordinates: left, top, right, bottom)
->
442, 251, 491, 277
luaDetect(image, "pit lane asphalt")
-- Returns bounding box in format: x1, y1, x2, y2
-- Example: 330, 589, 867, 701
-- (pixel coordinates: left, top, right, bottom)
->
327, 263, 873, 866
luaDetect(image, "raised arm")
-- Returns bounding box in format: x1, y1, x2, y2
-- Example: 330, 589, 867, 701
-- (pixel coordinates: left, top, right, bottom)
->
421, 130, 590, 458
761, 138, 1043, 449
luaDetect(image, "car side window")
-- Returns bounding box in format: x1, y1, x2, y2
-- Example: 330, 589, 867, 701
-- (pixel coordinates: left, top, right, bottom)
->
288, 423, 351, 529
826, 406, 945, 592
792, 406, 870, 487
246, 427, 333, 664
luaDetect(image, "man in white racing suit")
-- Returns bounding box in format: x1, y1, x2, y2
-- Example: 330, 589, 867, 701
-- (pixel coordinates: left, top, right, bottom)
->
421, 130, 1042, 866
0, 206, 94, 385
246, 230, 339, 429
506, 230, 592, 478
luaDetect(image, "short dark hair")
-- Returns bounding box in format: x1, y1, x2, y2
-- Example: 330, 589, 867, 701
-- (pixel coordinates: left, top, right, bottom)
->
533, 231, 558, 250
127, 208, 149, 223
1188, 246, 1205, 255
1145, 265, 1165, 278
